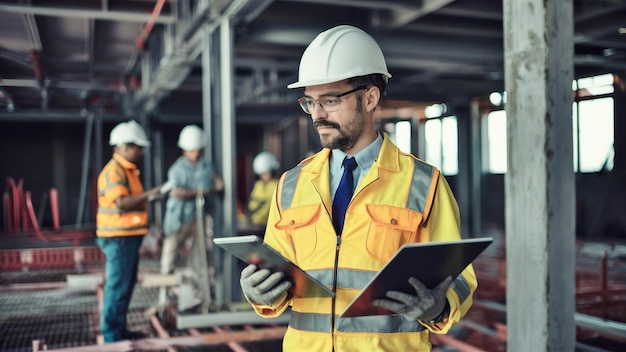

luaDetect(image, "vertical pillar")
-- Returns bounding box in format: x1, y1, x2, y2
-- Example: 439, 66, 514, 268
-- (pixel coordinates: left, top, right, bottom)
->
93, 107, 103, 173
454, 103, 472, 236
140, 114, 153, 190
52, 124, 67, 225
198, 9, 217, 311
76, 111, 93, 226
151, 118, 164, 232
218, 19, 238, 303
140, 114, 156, 224
504, 1, 575, 350
89, 107, 103, 223
469, 99, 482, 236
614, 74, 626, 177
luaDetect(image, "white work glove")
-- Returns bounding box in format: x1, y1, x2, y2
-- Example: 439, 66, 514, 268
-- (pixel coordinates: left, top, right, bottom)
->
373, 276, 452, 322
159, 180, 175, 194
240, 264, 292, 306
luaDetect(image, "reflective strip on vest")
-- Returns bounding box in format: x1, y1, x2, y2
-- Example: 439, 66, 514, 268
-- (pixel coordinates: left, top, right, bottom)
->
309, 268, 375, 290
96, 224, 148, 232
99, 167, 129, 196
281, 162, 306, 210
289, 311, 426, 333
408, 160, 436, 213
97, 207, 144, 214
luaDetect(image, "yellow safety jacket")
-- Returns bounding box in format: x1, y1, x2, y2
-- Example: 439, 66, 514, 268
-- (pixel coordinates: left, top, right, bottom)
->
96, 153, 149, 237
247, 178, 279, 226
252, 135, 477, 351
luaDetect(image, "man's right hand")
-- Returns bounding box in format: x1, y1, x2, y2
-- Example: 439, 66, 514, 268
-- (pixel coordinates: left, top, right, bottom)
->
240, 264, 292, 306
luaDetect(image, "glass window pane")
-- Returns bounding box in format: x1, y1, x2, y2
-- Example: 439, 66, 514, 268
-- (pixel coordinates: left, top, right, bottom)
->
442, 116, 458, 175
425, 117, 458, 176
578, 97, 614, 172
487, 110, 507, 173
572, 102, 579, 172
425, 119, 442, 169
395, 121, 411, 154
577, 73, 614, 96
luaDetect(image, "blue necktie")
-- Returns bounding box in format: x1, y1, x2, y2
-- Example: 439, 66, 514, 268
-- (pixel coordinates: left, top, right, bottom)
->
332, 157, 358, 234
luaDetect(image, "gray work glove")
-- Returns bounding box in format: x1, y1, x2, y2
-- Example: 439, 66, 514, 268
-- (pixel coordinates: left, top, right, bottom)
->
240, 264, 292, 306
373, 276, 453, 322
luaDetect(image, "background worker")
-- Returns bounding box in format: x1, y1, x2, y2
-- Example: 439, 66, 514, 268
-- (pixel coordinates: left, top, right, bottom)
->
239, 25, 477, 351
245, 151, 280, 231
96, 120, 163, 343
160, 125, 224, 283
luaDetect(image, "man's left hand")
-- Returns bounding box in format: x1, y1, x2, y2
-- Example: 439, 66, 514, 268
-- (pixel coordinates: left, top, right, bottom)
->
373, 276, 452, 322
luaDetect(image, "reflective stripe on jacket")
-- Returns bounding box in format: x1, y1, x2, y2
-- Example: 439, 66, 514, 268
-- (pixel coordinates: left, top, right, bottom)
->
254, 134, 477, 351
96, 153, 148, 237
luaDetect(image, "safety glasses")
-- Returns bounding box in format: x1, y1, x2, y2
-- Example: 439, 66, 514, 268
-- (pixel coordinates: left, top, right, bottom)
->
297, 86, 367, 114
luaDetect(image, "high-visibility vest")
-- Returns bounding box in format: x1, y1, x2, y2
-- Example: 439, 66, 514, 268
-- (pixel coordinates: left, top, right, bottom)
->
254, 134, 477, 351
96, 153, 148, 237
247, 178, 279, 226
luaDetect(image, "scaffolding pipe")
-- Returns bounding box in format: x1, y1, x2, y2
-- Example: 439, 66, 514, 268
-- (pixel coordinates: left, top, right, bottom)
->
76, 111, 94, 226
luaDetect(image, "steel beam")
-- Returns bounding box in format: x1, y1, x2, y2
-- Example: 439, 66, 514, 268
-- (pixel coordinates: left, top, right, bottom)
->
176, 310, 290, 329
0, 4, 174, 24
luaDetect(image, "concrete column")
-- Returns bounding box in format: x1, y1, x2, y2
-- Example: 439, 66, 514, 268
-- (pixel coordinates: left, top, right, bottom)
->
503, 0, 575, 350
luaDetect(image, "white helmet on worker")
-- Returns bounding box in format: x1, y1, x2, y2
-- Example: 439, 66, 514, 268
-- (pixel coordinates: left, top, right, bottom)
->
253, 152, 279, 175
177, 125, 205, 151
109, 120, 151, 147
287, 25, 391, 89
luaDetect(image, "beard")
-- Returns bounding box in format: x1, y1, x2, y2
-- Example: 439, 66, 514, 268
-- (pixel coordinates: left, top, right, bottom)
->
315, 103, 365, 151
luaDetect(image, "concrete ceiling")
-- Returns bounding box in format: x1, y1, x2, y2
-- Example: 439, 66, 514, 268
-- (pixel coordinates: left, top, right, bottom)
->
0, 0, 625, 122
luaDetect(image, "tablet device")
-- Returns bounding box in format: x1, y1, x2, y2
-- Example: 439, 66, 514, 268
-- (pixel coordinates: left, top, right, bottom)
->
214, 235, 334, 298
340, 237, 493, 318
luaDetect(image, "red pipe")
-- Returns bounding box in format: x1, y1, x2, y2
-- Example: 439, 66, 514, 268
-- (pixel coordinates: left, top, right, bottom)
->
135, 0, 168, 50
9, 178, 19, 231
24, 191, 49, 242
50, 188, 60, 230
3, 191, 11, 232
28, 50, 45, 86
601, 251, 608, 319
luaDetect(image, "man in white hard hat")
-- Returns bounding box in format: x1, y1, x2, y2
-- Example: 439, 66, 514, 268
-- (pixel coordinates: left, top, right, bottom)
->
160, 125, 224, 294
239, 25, 477, 351
96, 120, 164, 343
245, 151, 280, 229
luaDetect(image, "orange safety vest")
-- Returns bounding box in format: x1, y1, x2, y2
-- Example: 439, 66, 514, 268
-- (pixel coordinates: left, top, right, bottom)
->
253, 134, 477, 351
96, 153, 149, 237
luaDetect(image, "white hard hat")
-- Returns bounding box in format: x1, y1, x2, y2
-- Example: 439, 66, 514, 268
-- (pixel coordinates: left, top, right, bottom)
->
287, 25, 391, 89
177, 125, 205, 151
109, 120, 151, 147
253, 152, 279, 175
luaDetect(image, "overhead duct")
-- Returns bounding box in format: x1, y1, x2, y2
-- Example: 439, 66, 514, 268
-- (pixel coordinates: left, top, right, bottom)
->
154, 54, 194, 91
134, 0, 256, 115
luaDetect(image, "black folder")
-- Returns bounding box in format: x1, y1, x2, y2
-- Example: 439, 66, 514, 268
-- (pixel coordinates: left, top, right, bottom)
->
340, 237, 493, 318
214, 235, 334, 298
